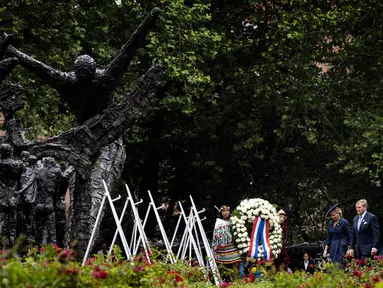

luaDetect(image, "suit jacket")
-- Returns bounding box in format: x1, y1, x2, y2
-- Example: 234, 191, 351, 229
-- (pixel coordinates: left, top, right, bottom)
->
300, 260, 315, 274
350, 211, 380, 257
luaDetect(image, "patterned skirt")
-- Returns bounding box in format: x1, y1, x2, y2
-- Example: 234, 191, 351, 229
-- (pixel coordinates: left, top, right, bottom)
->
215, 243, 242, 264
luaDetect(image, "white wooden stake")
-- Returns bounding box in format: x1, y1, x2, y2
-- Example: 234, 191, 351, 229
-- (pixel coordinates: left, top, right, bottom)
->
146, 190, 176, 263
189, 195, 221, 286
108, 196, 130, 255
125, 184, 151, 264
82, 192, 108, 266
102, 180, 132, 261
178, 202, 205, 270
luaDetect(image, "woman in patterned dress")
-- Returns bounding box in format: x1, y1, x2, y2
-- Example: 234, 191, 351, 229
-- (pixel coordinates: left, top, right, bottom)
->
212, 205, 242, 278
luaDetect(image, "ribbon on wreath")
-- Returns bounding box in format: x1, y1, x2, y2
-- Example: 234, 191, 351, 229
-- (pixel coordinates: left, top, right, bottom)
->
247, 216, 273, 261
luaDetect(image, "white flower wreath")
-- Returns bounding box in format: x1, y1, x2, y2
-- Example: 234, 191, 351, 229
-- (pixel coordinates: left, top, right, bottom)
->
230, 198, 283, 260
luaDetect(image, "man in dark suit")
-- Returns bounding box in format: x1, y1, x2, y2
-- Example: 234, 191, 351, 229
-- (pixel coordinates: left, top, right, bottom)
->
348, 199, 380, 263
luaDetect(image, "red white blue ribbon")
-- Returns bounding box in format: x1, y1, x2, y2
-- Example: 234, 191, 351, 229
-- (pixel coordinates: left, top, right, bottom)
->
247, 216, 273, 261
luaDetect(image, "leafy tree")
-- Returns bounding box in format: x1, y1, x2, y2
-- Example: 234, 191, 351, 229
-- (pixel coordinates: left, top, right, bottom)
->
3, 0, 383, 246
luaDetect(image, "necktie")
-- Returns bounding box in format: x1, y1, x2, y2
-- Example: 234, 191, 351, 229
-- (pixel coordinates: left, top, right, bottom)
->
357, 216, 363, 231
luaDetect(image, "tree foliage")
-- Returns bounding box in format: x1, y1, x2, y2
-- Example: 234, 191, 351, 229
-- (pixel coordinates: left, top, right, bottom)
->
3, 0, 383, 242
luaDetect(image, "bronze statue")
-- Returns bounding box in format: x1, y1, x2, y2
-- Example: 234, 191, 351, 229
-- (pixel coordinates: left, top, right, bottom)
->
0, 8, 164, 257
0, 144, 23, 244
7, 8, 160, 124
17, 154, 38, 239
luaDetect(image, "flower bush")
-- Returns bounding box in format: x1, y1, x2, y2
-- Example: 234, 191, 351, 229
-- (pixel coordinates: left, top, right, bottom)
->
343, 255, 383, 288
230, 198, 283, 260
2, 242, 383, 287
0, 243, 207, 288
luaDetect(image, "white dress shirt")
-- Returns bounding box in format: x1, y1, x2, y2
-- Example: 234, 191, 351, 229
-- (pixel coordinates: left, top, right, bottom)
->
304, 261, 309, 270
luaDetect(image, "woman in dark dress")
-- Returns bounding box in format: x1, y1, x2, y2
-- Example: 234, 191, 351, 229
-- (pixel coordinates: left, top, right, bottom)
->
323, 204, 352, 266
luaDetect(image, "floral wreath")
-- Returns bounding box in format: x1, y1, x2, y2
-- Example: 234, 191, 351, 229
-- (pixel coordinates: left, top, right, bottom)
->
230, 198, 283, 261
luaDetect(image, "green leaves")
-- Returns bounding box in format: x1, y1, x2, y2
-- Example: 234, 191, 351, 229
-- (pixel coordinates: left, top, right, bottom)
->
5, 0, 383, 235
145, 0, 222, 114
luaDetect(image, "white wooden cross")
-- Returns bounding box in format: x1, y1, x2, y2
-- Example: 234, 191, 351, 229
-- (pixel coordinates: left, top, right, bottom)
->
172, 197, 221, 286
82, 180, 131, 266
108, 183, 151, 264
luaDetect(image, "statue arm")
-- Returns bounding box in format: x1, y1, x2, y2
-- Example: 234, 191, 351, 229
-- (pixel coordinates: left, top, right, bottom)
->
0, 58, 19, 84
6, 45, 67, 90
0, 33, 19, 83
0, 33, 12, 59
104, 7, 160, 84
28, 63, 164, 179
16, 172, 36, 195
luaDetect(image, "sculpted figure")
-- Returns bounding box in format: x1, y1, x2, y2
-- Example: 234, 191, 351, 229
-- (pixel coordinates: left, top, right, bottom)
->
34, 157, 72, 244
35, 157, 62, 244
0, 8, 164, 256
6, 8, 160, 124
0, 144, 23, 244
56, 163, 74, 247
17, 153, 38, 238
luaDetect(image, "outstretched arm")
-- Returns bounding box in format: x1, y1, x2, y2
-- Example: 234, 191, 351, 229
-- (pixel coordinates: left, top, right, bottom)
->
0, 58, 18, 84
104, 7, 160, 85
27, 63, 164, 179
6, 45, 67, 90
0, 33, 13, 60
0, 33, 19, 83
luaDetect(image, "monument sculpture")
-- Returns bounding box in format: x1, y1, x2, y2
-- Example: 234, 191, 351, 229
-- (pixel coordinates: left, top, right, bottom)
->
0, 8, 164, 257
7, 8, 160, 124
0, 143, 23, 245
17, 153, 38, 239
